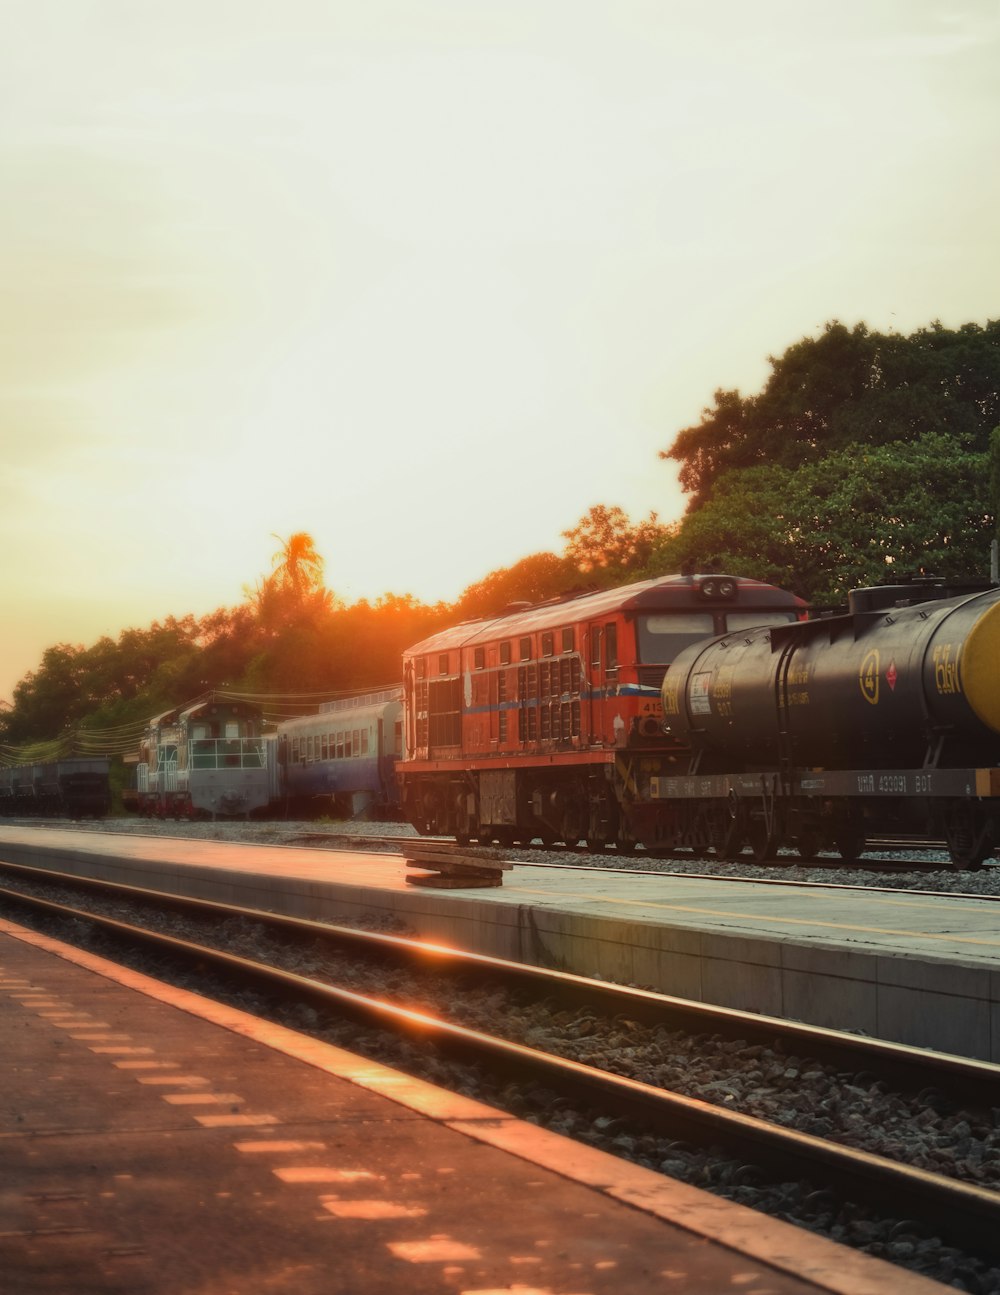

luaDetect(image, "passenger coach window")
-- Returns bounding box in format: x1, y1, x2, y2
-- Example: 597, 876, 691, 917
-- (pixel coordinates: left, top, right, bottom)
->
637, 613, 714, 662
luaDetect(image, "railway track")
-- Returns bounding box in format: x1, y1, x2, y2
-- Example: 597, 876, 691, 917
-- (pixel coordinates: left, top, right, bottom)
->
288, 830, 1000, 898
2, 859, 999, 1287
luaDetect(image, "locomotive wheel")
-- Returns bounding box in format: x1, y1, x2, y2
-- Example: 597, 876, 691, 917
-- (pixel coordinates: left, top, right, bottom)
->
453, 794, 471, 846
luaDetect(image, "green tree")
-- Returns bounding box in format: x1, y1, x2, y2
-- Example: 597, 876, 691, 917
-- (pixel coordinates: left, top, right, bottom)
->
664, 320, 1000, 509
562, 505, 672, 583
645, 432, 992, 604
454, 552, 574, 621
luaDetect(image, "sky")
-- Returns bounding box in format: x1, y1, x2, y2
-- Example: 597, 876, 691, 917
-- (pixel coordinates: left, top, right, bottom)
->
2, 1, 998, 705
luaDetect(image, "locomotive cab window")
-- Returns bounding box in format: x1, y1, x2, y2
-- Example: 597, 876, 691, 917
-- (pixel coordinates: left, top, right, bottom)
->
519, 636, 531, 661
500, 641, 511, 665
637, 613, 715, 662
605, 624, 618, 671
561, 627, 574, 652
541, 632, 554, 657
473, 647, 485, 670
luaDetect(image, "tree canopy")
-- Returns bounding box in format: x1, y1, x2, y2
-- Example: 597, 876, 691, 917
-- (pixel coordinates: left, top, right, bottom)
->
644, 432, 992, 604
664, 320, 1000, 510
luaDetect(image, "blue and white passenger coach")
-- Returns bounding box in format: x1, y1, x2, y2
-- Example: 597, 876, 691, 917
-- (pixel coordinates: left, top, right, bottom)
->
275, 687, 404, 818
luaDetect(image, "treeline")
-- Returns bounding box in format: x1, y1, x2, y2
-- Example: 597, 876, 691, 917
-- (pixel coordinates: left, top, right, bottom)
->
2, 318, 997, 750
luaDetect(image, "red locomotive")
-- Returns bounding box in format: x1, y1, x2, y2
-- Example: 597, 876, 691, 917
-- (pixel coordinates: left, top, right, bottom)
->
399, 572, 806, 851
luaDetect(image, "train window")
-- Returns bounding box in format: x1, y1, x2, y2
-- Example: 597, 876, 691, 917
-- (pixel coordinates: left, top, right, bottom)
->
474, 647, 485, 671
394, 720, 403, 756
361, 729, 369, 755
637, 613, 714, 662
541, 632, 554, 657
321, 735, 329, 760
605, 624, 618, 670
337, 733, 344, 759
590, 627, 601, 668
519, 636, 531, 661
438, 654, 449, 675
561, 627, 574, 652
500, 641, 511, 665
352, 729, 360, 754
307, 736, 314, 762
416, 658, 426, 680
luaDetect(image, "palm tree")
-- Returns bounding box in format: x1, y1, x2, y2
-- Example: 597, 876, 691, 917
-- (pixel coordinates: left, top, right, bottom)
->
270, 532, 325, 595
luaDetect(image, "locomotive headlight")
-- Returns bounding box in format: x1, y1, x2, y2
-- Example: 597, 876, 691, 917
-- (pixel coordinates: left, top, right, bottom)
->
698, 577, 737, 600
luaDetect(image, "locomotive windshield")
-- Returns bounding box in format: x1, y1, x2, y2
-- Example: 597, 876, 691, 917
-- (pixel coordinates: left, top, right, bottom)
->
637, 609, 800, 662
637, 613, 716, 662
724, 611, 800, 632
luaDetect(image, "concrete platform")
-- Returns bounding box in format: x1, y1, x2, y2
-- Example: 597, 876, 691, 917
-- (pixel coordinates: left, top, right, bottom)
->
0, 919, 938, 1295
2, 825, 999, 1062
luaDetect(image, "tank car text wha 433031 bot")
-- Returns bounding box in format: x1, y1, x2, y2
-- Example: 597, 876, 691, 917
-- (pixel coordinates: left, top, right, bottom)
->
656, 578, 1000, 868
135, 697, 269, 819
398, 573, 806, 852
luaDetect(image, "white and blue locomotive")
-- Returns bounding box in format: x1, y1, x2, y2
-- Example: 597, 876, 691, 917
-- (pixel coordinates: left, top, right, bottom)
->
135, 697, 269, 818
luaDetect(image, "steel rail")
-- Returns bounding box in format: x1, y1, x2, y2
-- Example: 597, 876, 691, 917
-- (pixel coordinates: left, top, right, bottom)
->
1, 859, 998, 1108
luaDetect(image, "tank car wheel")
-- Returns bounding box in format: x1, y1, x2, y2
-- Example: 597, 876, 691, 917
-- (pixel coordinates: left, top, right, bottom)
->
705, 800, 743, 860
943, 803, 993, 870
834, 831, 865, 864
747, 818, 778, 862
616, 837, 638, 855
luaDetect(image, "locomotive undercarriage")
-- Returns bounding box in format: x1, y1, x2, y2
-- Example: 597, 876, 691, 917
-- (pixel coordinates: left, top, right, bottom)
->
404, 764, 644, 853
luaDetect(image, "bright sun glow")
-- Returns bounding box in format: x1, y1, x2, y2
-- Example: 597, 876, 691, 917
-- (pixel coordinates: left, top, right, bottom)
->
1, 1, 998, 699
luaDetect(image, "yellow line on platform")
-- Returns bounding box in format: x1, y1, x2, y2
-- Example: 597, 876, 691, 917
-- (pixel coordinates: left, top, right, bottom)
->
503, 885, 1000, 950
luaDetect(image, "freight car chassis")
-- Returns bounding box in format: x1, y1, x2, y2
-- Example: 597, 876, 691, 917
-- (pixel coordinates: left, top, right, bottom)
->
648, 767, 1000, 868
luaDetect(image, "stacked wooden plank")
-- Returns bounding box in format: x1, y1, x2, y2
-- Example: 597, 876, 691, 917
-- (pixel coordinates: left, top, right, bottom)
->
403, 841, 512, 888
